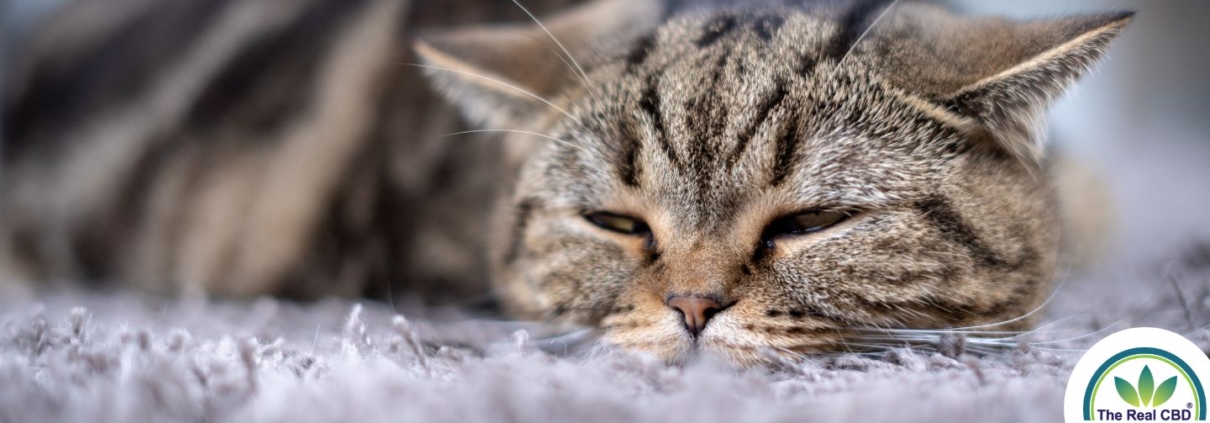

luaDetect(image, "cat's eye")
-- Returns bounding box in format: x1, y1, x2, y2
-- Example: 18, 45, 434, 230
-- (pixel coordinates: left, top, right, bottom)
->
764, 210, 850, 238
585, 212, 650, 235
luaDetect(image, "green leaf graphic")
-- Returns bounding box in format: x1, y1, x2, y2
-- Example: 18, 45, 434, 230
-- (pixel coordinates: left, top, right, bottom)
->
1140, 366, 1155, 406
1153, 376, 1178, 407
1117, 377, 1141, 407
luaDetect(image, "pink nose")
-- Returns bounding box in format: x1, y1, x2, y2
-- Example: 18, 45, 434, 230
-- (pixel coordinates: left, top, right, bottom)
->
667, 296, 725, 337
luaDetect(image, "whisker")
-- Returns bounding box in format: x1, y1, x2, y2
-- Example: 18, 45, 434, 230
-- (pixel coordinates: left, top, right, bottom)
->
859, 328, 1027, 336
526, 328, 602, 355
405, 63, 581, 123
774, 346, 809, 360
1026, 320, 1125, 346
837, 0, 902, 64
1021, 261, 1201, 344
925, 261, 1076, 333
504, 28, 599, 105
1030, 310, 1091, 334
510, 0, 600, 103
441, 129, 591, 155
434, 302, 618, 327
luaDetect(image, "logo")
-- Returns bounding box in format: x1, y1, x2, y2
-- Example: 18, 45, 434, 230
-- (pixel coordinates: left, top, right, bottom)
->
1065, 328, 1210, 422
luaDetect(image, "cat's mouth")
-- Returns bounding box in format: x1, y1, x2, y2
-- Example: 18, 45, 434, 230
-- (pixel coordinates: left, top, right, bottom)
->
598, 308, 841, 367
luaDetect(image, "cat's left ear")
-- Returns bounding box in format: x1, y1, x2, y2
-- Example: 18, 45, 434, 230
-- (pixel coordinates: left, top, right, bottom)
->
413, 0, 663, 128
937, 11, 1134, 163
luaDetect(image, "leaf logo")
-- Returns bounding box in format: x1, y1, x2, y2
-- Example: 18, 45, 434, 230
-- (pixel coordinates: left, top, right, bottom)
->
1115, 365, 1179, 408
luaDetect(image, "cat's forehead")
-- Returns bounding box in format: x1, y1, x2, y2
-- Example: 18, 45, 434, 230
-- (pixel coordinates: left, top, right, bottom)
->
543, 9, 960, 224
636, 9, 838, 75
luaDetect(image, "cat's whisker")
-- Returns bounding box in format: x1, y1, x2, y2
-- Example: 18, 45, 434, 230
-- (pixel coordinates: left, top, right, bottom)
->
509, 0, 600, 104
405, 63, 581, 123
890, 338, 1009, 355
526, 327, 602, 351
1021, 262, 1198, 344
851, 326, 1071, 338
855, 322, 1097, 344
1030, 310, 1092, 333
850, 333, 1008, 345
504, 29, 601, 109
439, 302, 616, 323
928, 261, 1076, 332
774, 346, 807, 358
849, 319, 1138, 356
1025, 320, 1125, 346
854, 327, 1024, 334
441, 129, 591, 156
836, 0, 902, 65
773, 348, 857, 362
842, 341, 914, 353
847, 328, 1044, 352
765, 347, 812, 364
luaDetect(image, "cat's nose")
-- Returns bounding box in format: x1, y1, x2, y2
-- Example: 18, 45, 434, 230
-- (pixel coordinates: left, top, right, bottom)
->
667, 296, 728, 337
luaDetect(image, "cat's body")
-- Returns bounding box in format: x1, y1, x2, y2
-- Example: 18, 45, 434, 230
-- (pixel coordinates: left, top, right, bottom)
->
1, 0, 1130, 365
2, 0, 582, 302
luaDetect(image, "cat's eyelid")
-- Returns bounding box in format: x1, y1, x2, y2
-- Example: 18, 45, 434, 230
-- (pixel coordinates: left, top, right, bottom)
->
762, 208, 861, 240
783, 207, 859, 218
583, 211, 650, 236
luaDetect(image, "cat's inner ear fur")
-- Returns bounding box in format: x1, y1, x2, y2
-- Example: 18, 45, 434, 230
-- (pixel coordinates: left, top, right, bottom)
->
875, 5, 1134, 164
413, 0, 662, 128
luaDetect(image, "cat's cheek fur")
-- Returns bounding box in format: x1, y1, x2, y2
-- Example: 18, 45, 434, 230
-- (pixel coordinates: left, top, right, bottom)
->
499, 213, 639, 322
601, 295, 695, 363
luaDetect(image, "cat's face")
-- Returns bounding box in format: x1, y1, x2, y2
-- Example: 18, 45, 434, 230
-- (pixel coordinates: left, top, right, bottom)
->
418, 1, 1130, 365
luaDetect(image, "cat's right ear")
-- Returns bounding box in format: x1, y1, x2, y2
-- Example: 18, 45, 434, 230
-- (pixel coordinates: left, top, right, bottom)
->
413, 0, 663, 128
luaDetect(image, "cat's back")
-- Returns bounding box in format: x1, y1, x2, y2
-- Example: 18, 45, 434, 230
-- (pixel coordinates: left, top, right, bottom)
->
0, 0, 582, 300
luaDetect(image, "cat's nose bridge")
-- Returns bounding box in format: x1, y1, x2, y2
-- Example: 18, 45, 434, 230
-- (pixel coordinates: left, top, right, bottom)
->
661, 240, 740, 338
661, 240, 741, 298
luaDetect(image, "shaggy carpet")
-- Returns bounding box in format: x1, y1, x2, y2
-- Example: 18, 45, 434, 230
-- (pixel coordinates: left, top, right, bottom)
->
2, 246, 1208, 423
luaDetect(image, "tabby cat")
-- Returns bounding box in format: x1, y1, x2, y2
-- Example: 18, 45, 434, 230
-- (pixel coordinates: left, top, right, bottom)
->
1, 0, 1131, 365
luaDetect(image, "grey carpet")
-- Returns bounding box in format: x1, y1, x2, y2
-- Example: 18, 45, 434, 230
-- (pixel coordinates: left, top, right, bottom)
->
2, 249, 1208, 423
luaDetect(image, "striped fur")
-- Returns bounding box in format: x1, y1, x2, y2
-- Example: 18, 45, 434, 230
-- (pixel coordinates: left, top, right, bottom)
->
417, 0, 1131, 365
1, 0, 583, 301
2, 0, 1130, 366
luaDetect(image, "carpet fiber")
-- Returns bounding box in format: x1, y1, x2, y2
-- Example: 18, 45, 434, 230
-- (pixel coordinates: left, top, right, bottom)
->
2, 250, 1208, 423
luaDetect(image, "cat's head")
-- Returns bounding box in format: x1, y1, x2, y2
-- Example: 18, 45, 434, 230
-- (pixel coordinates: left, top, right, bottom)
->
417, 0, 1132, 365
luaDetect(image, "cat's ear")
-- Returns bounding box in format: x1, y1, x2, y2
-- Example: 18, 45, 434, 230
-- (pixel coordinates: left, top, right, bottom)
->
413, 0, 662, 128
935, 12, 1134, 163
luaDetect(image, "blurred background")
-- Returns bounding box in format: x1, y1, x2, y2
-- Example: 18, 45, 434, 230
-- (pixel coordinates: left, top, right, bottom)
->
2, 0, 1208, 297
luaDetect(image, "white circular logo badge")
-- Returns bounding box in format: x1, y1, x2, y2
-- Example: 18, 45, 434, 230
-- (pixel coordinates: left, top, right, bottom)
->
1065, 327, 1210, 422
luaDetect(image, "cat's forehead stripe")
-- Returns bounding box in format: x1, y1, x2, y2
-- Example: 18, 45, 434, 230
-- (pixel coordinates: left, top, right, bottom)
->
615, 12, 823, 194
603, 9, 977, 170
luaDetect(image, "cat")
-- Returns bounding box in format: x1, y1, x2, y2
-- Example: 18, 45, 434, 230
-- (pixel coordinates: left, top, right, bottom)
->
416, 0, 1132, 364
1, 0, 1131, 366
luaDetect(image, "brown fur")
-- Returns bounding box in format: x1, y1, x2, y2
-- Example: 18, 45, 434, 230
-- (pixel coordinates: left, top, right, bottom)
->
417, 0, 1131, 365
1, 0, 584, 301
1, 0, 1131, 367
